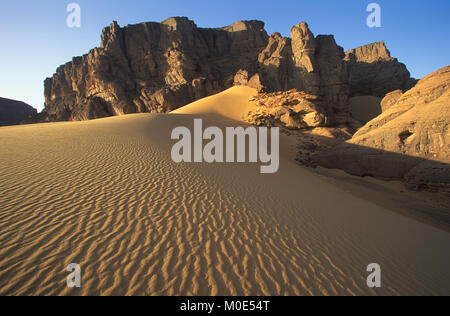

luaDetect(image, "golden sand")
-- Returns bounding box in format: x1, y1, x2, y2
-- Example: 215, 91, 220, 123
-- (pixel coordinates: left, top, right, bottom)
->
0, 87, 449, 295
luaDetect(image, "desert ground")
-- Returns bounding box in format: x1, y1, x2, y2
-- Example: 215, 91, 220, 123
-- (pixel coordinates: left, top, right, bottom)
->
0, 87, 449, 295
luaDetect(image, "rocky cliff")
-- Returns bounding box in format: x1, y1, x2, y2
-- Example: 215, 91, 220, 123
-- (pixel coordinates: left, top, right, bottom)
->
0, 98, 37, 126
315, 66, 450, 193
44, 17, 268, 121
345, 41, 416, 97
42, 17, 413, 124
256, 23, 350, 124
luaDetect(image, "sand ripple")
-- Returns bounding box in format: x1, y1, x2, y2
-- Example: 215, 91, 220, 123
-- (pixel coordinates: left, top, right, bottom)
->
0, 113, 449, 295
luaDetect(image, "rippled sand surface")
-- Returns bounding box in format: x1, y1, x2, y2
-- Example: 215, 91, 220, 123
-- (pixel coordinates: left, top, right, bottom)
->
0, 87, 449, 295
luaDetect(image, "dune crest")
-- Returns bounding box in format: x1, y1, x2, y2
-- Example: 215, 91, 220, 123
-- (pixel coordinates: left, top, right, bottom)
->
172, 86, 258, 121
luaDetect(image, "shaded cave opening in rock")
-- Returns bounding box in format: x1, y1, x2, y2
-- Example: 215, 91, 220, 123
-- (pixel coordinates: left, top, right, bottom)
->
399, 130, 414, 145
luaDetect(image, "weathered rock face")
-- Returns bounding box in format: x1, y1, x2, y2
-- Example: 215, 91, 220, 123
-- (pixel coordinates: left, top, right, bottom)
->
42, 18, 414, 126
315, 66, 450, 192
44, 17, 269, 121
380, 89, 403, 112
345, 41, 416, 97
233, 69, 264, 91
246, 89, 328, 129
0, 98, 37, 126
257, 23, 350, 124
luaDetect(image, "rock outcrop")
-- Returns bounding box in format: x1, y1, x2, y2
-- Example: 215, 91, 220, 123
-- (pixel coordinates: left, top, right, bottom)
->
315, 66, 450, 193
246, 89, 328, 129
380, 89, 403, 112
0, 98, 37, 126
345, 41, 416, 97
44, 17, 268, 121
41, 17, 414, 127
257, 24, 350, 124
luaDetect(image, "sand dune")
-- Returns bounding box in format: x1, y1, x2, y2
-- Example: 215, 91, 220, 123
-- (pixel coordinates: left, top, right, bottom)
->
0, 87, 449, 295
172, 85, 258, 121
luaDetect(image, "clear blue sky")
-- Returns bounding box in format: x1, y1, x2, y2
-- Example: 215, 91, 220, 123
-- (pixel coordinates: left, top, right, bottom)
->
0, 0, 449, 111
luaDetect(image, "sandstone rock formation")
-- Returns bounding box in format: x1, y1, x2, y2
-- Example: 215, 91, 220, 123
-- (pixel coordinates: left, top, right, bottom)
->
246, 89, 328, 129
345, 41, 416, 97
0, 98, 37, 126
315, 66, 450, 193
380, 89, 403, 112
37, 16, 446, 192
41, 17, 414, 127
233, 69, 264, 91
257, 24, 350, 124
44, 17, 268, 121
